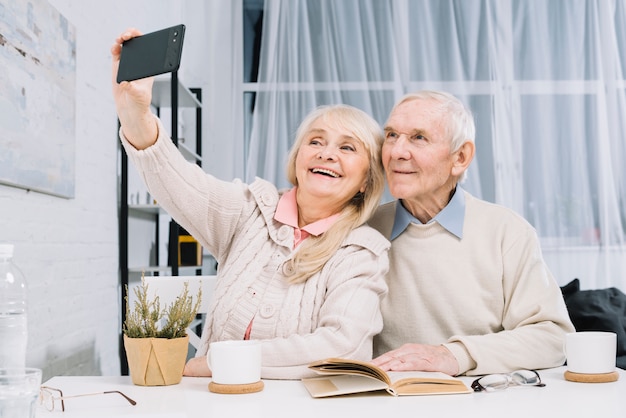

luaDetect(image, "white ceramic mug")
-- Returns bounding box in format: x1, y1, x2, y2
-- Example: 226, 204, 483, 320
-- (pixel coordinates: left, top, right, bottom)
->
565, 331, 617, 374
207, 340, 262, 385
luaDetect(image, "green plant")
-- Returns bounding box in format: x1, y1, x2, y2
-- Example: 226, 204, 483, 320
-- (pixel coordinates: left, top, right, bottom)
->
123, 278, 202, 339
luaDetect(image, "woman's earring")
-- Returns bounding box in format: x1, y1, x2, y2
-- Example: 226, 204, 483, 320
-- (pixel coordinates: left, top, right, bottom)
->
351, 191, 365, 205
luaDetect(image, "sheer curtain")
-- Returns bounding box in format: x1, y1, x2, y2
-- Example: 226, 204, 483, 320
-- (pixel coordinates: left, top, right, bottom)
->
244, 0, 626, 290
245, 0, 400, 185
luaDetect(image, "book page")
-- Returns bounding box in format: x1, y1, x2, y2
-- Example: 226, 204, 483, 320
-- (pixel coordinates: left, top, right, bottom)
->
307, 358, 390, 384
387, 371, 471, 396
387, 370, 460, 383
302, 374, 390, 398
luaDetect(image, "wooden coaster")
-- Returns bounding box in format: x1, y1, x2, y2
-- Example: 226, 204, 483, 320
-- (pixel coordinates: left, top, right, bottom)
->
564, 370, 620, 383
208, 380, 265, 394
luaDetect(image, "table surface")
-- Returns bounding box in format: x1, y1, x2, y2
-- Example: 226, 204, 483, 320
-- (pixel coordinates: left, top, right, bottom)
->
37, 366, 626, 418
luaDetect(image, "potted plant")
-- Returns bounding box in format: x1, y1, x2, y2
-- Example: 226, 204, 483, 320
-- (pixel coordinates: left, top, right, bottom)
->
123, 278, 202, 386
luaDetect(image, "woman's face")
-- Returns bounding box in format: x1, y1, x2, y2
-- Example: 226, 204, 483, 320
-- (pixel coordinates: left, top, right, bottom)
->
294, 117, 370, 217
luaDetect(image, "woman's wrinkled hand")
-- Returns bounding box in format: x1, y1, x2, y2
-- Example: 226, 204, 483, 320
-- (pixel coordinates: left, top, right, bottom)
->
183, 356, 212, 377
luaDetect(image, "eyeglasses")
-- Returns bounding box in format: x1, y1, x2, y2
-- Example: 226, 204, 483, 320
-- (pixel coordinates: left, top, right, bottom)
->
39, 386, 137, 412
471, 370, 546, 392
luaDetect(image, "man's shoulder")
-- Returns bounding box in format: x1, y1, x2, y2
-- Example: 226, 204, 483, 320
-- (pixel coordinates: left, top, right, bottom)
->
367, 200, 398, 239
464, 192, 534, 232
465, 192, 525, 219
373, 200, 397, 217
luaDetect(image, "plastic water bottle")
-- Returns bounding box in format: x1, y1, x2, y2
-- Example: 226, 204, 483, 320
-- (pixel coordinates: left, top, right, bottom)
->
0, 244, 28, 369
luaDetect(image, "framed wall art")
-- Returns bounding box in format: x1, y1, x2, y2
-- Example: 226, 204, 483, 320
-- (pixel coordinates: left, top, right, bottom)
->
0, 0, 76, 198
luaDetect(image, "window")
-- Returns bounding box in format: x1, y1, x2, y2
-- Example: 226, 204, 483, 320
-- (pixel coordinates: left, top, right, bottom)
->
241, 0, 626, 248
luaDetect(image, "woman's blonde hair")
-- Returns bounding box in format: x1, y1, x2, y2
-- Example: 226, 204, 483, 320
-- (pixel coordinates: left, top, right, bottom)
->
284, 104, 385, 284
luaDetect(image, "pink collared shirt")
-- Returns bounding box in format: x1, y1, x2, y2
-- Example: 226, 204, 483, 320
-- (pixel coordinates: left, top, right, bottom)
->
243, 187, 340, 339
274, 187, 339, 248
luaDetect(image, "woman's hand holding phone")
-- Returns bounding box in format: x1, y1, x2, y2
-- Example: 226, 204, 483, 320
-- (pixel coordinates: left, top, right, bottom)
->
111, 28, 161, 150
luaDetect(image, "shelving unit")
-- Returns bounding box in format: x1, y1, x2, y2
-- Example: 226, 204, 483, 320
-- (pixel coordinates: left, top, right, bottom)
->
118, 72, 202, 375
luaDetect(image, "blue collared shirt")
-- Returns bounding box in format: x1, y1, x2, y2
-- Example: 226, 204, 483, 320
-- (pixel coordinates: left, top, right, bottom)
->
390, 187, 466, 240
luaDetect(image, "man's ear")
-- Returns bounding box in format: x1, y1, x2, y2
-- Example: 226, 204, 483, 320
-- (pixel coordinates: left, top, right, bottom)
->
451, 141, 475, 177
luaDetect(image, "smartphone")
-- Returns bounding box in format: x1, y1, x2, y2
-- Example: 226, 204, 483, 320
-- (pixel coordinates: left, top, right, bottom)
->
116, 24, 186, 83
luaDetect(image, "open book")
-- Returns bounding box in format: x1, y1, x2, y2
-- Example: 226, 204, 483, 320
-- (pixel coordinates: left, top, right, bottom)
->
302, 358, 472, 397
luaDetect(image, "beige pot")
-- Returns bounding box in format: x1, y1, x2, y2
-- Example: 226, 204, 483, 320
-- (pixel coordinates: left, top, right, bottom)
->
124, 334, 189, 386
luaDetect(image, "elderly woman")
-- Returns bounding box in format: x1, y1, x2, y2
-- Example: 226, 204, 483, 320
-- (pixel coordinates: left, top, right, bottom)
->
112, 29, 389, 380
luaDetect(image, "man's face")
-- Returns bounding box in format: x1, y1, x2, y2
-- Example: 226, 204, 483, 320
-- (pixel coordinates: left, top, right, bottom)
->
382, 98, 458, 204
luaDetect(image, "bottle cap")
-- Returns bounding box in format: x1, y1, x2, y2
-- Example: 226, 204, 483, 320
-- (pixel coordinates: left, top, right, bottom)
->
0, 243, 15, 257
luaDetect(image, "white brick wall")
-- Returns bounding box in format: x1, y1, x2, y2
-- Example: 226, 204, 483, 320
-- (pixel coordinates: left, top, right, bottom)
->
0, 0, 202, 380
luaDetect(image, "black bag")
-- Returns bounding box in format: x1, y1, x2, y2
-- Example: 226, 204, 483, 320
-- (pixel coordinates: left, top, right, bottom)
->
561, 278, 626, 369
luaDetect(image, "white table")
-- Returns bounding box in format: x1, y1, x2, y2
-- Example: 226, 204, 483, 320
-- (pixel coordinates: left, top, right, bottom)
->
38, 367, 626, 418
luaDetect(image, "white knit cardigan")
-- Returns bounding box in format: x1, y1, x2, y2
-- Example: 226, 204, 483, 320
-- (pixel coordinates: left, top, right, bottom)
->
121, 118, 390, 379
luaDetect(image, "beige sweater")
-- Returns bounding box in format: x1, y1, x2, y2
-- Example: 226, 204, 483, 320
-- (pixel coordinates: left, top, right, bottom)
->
368, 193, 575, 376
121, 119, 390, 379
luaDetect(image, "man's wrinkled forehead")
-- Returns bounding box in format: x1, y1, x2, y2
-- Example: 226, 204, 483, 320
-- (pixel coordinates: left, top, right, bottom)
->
385, 98, 447, 133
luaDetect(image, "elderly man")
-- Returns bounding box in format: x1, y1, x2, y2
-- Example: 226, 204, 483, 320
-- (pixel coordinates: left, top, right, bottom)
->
369, 90, 575, 376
